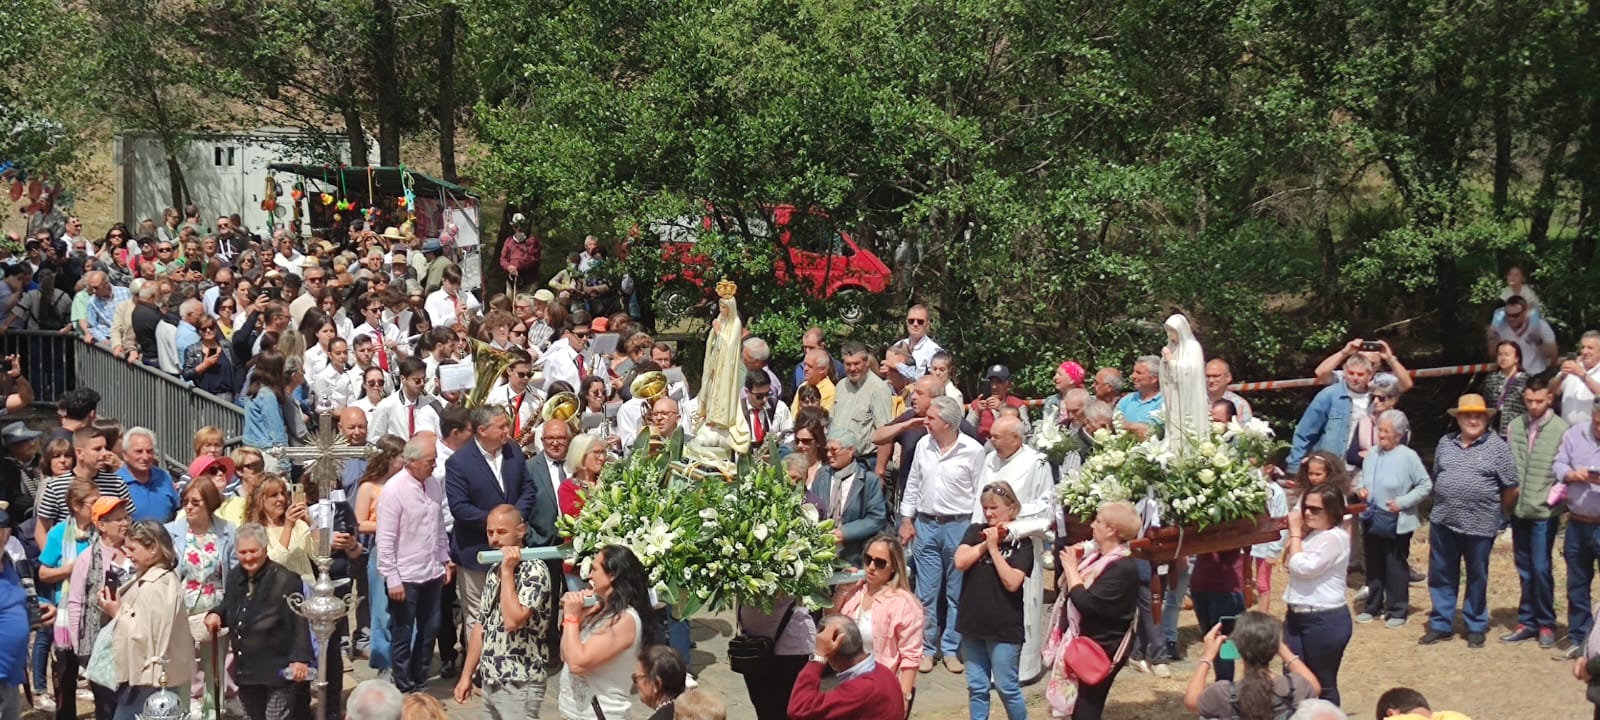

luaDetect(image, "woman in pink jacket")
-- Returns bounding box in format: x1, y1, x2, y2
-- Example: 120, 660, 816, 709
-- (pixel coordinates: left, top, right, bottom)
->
835, 534, 923, 715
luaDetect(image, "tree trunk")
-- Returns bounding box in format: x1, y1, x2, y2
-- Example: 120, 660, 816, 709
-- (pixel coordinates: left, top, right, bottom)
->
1573, 0, 1600, 269
163, 151, 190, 211
1526, 136, 1571, 261
1491, 0, 1511, 218
341, 80, 370, 167
437, 2, 458, 182
372, 0, 402, 166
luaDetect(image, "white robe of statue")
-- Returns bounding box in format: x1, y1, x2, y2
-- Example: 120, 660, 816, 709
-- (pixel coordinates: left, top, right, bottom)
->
1159, 314, 1209, 457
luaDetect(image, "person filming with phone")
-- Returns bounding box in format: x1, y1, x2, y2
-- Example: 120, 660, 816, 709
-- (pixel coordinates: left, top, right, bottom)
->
1182, 611, 1320, 719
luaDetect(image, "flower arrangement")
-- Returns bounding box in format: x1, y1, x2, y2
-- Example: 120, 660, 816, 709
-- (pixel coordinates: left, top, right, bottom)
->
1056, 417, 1283, 529
1029, 419, 1084, 466
559, 451, 840, 616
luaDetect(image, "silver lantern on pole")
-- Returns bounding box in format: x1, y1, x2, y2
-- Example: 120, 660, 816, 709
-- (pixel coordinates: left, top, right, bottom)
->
278, 401, 375, 720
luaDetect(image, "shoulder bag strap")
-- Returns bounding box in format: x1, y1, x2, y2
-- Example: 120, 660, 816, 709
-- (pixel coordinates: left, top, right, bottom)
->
591, 695, 608, 720
1109, 613, 1138, 665
772, 599, 799, 641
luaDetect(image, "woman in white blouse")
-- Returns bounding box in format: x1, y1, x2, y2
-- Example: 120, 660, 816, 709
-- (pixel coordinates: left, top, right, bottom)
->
1282, 484, 1352, 707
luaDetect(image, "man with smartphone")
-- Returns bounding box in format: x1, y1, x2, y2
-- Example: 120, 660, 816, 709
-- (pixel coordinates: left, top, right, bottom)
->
1313, 337, 1416, 394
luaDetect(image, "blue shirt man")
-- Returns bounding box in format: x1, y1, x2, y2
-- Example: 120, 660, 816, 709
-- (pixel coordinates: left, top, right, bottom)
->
1286, 356, 1374, 473
1114, 355, 1165, 429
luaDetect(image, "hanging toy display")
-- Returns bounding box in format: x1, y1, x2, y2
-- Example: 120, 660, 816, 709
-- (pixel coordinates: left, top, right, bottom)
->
320, 193, 334, 206
290, 183, 305, 202
259, 174, 278, 212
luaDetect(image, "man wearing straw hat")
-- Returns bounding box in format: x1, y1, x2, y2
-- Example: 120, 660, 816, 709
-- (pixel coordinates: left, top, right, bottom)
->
1419, 393, 1518, 649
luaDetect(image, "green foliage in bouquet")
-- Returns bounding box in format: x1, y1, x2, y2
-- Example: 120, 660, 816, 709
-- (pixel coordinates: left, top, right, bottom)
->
1057, 417, 1286, 529
559, 450, 840, 615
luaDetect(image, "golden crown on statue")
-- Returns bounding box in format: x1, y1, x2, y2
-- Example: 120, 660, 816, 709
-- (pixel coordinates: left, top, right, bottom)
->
716, 279, 738, 299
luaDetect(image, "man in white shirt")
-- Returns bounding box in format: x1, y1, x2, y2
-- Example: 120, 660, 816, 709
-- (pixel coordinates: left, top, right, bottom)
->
201, 267, 233, 318
352, 293, 406, 371
370, 357, 441, 440
1557, 330, 1600, 427
485, 354, 544, 444
615, 363, 662, 455
540, 317, 591, 393
744, 370, 792, 448
1489, 294, 1558, 376
271, 230, 308, 277
425, 264, 482, 328
897, 395, 985, 672
896, 304, 943, 379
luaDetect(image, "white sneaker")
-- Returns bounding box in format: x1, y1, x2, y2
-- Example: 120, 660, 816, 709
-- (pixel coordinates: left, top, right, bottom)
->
1152, 663, 1173, 678
35, 695, 57, 713
685, 673, 699, 689
76, 688, 95, 702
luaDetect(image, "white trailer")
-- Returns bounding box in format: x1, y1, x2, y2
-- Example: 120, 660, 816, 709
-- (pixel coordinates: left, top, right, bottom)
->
114, 128, 353, 234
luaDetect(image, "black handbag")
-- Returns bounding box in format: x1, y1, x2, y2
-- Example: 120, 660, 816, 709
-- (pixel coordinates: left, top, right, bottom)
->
727, 601, 798, 676
1361, 506, 1400, 539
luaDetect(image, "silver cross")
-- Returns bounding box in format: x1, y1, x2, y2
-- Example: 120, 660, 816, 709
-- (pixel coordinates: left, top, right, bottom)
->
277, 411, 376, 499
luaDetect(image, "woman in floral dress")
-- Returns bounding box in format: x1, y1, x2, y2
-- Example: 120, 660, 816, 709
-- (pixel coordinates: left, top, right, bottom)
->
166, 480, 237, 720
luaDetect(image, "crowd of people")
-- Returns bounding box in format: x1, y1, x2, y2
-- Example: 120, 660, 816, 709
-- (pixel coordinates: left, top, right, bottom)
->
0, 213, 1588, 720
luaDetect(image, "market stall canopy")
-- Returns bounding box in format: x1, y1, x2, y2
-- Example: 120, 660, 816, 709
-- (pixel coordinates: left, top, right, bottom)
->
265, 163, 478, 199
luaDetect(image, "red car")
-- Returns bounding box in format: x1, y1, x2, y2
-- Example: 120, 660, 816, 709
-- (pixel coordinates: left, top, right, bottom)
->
647, 205, 892, 323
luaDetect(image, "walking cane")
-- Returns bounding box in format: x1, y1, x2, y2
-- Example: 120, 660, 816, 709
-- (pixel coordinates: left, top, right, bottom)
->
211, 626, 222, 720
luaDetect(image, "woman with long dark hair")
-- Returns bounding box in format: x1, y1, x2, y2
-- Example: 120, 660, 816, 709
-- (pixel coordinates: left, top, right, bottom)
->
557, 544, 658, 720
1182, 611, 1320, 719
241, 350, 293, 474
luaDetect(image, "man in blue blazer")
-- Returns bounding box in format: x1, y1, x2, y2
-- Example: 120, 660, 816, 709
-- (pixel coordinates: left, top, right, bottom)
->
811, 428, 889, 568
445, 406, 536, 634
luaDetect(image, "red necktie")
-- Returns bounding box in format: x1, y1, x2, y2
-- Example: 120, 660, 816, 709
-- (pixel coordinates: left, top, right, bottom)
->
575, 355, 587, 380
513, 395, 524, 437
408, 405, 416, 436
376, 336, 390, 371
752, 411, 765, 444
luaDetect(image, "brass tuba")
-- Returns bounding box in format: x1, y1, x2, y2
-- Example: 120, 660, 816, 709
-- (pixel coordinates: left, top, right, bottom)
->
629, 370, 669, 404
542, 391, 581, 430
464, 337, 529, 408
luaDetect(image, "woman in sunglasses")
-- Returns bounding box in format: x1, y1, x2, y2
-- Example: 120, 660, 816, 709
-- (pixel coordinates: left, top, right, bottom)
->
834, 535, 923, 715
1345, 372, 1404, 471
164, 479, 237, 720
953, 481, 1033, 720
1282, 484, 1351, 705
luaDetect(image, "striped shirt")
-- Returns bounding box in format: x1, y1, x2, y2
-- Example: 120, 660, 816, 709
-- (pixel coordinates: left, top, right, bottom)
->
35, 471, 136, 526
1431, 432, 1517, 537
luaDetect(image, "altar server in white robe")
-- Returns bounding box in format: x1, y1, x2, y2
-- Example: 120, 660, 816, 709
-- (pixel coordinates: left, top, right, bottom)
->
973, 414, 1055, 682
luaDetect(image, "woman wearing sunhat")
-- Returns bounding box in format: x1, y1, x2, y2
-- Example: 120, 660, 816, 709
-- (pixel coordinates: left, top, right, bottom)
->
1418, 393, 1518, 650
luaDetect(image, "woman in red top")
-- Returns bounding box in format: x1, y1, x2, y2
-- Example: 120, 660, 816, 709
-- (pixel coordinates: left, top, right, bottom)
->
559, 432, 608, 518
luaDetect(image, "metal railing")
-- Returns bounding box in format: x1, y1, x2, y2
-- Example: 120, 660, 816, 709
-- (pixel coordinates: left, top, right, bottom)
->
0, 329, 77, 401
3, 329, 243, 470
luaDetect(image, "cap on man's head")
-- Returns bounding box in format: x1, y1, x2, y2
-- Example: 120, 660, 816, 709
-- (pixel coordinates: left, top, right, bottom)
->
532, 289, 555, 303
986, 364, 1012, 382
421, 237, 443, 253
590, 317, 610, 333
0, 422, 42, 446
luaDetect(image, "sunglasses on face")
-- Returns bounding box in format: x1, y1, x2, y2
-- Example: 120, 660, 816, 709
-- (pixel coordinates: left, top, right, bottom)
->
750, 391, 770, 399
513, 371, 531, 379
1303, 505, 1326, 515
573, 331, 592, 338
865, 555, 891, 570
241, 462, 264, 472
366, 379, 384, 386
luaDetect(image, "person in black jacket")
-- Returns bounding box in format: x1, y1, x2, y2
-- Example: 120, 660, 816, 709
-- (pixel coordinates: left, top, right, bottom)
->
1055, 501, 1142, 720
205, 523, 312, 720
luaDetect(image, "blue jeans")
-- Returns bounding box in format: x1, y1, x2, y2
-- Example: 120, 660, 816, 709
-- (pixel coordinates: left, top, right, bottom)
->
1283, 607, 1350, 706
960, 636, 1026, 720
1190, 591, 1244, 682
913, 516, 967, 656
367, 557, 392, 671
1427, 524, 1493, 634
1511, 517, 1558, 631
388, 578, 443, 693
30, 616, 51, 691
1566, 519, 1600, 644
1159, 558, 1193, 655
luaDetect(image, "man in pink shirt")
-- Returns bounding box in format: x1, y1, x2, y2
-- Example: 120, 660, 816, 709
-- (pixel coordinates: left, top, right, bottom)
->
376, 434, 454, 693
